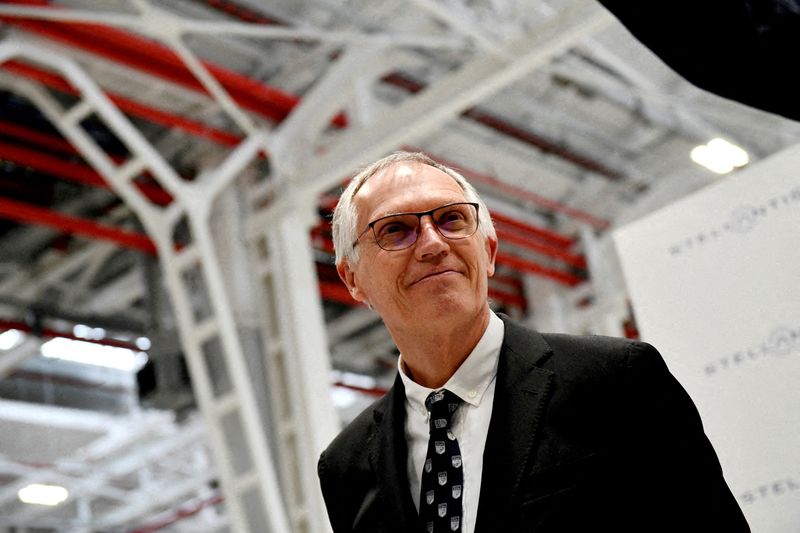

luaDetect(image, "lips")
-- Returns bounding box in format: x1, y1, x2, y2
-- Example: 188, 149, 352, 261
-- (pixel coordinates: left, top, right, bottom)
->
411, 269, 459, 285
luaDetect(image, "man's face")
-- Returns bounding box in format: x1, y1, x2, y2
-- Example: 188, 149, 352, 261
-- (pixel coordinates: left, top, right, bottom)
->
337, 162, 497, 333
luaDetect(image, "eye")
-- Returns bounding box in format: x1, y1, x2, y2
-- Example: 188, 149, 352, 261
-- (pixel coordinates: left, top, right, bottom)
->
375, 219, 414, 239
436, 208, 468, 229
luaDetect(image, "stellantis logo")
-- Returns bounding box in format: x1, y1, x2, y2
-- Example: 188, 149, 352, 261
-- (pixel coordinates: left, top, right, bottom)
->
739, 475, 800, 505
703, 326, 800, 376
667, 186, 800, 257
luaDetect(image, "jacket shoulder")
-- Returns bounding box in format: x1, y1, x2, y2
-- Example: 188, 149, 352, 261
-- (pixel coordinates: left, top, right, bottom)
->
319, 392, 389, 475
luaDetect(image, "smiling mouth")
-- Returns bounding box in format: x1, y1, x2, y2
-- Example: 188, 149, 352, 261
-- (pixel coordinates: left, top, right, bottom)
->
413, 270, 457, 285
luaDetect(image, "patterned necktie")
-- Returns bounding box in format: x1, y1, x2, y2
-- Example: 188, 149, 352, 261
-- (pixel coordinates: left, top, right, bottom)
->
420, 389, 463, 533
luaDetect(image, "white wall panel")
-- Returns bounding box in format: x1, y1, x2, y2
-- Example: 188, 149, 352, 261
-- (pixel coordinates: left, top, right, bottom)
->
614, 144, 800, 532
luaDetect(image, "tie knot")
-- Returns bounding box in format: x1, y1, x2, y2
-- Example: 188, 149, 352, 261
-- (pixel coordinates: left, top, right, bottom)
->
425, 389, 462, 430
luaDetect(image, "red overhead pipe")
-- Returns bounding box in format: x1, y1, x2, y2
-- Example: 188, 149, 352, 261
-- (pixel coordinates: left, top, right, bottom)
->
0, 118, 75, 155
490, 273, 523, 293
127, 493, 224, 533
488, 286, 526, 309
418, 149, 610, 230
385, 72, 624, 181
462, 108, 623, 180
0, 139, 173, 206
490, 211, 573, 248
1, 61, 243, 148
496, 251, 582, 286
0, 196, 158, 255
0, 318, 140, 351
319, 280, 360, 306
495, 223, 586, 269
5, 21, 286, 123
333, 381, 388, 397
2, 2, 348, 127
202, 0, 285, 24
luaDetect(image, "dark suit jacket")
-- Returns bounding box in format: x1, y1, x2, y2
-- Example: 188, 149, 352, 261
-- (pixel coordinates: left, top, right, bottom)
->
318, 315, 749, 532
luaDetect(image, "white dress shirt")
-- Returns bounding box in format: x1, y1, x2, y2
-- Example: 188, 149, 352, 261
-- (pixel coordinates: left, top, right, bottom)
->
399, 311, 504, 533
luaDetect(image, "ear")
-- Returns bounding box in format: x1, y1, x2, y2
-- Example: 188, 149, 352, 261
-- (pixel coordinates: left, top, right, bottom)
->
484, 234, 498, 278
337, 259, 368, 304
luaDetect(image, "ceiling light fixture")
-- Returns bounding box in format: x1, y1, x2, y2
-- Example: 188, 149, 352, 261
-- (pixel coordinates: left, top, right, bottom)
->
18, 484, 69, 506
0, 329, 25, 350
41, 337, 148, 372
690, 138, 749, 174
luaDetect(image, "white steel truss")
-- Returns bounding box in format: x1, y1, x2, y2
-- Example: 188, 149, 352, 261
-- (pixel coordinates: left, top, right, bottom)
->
0, 39, 314, 533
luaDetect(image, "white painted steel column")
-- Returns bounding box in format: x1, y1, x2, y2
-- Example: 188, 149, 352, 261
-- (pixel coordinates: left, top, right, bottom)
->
522, 275, 570, 333
247, 197, 338, 533
0, 40, 290, 533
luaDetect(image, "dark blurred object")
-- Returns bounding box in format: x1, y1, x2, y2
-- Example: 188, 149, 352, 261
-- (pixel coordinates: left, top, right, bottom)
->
599, 0, 800, 121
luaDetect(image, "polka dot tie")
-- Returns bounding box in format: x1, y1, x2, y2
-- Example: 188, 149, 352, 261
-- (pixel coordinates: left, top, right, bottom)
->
420, 389, 463, 533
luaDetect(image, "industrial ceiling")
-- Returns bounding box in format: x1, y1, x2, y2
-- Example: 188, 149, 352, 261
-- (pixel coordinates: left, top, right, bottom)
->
0, 0, 798, 531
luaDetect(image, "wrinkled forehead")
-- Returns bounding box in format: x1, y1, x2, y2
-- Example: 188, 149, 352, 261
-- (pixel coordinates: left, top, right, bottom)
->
354, 162, 466, 221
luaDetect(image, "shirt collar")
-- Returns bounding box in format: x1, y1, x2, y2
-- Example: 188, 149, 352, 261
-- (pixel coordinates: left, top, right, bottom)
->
399, 311, 504, 415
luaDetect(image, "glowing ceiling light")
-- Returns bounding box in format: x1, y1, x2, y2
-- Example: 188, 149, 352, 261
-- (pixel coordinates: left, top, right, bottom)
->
41, 337, 148, 372
18, 484, 69, 506
0, 329, 25, 350
690, 138, 750, 174
135, 336, 152, 350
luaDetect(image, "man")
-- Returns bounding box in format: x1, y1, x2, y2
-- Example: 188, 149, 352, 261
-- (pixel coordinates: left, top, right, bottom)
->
318, 151, 749, 532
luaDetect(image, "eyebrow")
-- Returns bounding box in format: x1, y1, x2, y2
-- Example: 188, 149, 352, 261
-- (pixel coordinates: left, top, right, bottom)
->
371, 200, 467, 219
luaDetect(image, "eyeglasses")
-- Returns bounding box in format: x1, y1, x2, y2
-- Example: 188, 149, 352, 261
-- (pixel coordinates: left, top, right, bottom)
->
353, 202, 480, 252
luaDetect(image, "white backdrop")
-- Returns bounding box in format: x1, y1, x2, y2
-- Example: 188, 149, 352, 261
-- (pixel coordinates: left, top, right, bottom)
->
614, 144, 800, 532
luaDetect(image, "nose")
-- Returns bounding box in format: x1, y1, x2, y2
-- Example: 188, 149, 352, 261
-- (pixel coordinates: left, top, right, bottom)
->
414, 215, 448, 260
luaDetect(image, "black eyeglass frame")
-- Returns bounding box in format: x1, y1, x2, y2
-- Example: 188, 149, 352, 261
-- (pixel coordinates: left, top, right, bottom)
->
352, 201, 480, 251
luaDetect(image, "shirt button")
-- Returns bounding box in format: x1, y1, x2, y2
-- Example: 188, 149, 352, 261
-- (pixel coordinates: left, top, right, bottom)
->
468, 390, 478, 398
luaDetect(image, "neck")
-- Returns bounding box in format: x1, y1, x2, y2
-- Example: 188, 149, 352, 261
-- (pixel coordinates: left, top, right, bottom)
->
392, 306, 490, 389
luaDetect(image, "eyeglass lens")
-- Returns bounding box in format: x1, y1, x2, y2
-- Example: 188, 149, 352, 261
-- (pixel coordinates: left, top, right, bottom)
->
372, 203, 478, 251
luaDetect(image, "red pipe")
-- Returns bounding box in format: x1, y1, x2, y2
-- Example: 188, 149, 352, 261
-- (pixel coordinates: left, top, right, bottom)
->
0, 319, 141, 350
490, 211, 573, 248
495, 251, 582, 286
1, 61, 243, 148
333, 381, 388, 397
0, 196, 158, 255
385, 72, 624, 181
495, 223, 586, 269
488, 286, 527, 309
418, 149, 610, 230
127, 493, 224, 533
490, 273, 522, 293
463, 108, 623, 180
319, 280, 360, 306
2, 2, 347, 127
0, 118, 76, 155
0, 139, 173, 206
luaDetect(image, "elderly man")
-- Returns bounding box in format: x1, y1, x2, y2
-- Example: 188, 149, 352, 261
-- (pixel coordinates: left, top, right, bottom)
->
318, 152, 748, 532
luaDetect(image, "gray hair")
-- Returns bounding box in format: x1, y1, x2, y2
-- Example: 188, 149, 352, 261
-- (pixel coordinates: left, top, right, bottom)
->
332, 151, 495, 265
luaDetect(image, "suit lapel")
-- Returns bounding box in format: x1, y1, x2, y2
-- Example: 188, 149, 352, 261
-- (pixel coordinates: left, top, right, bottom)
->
474, 316, 554, 533
368, 374, 422, 533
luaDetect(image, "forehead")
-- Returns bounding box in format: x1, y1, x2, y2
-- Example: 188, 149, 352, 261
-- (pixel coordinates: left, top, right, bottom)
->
354, 162, 467, 220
